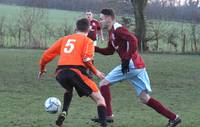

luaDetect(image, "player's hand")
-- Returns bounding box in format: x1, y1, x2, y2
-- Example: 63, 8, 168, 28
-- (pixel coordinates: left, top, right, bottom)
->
96, 70, 105, 80
121, 59, 130, 75
37, 69, 46, 80
95, 46, 100, 52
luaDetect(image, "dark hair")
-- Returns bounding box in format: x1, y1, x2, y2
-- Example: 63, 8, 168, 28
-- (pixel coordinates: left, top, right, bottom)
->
85, 10, 92, 13
101, 8, 115, 19
76, 18, 89, 32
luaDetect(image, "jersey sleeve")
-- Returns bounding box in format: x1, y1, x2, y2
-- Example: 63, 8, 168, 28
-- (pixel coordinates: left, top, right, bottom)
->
39, 37, 62, 71
82, 38, 97, 75
115, 27, 138, 60
95, 40, 115, 55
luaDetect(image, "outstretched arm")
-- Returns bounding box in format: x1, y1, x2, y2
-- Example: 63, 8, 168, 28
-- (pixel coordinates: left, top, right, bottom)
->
39, 38, 62, 78
95, 41, 115, 55
83, 40, 105, 79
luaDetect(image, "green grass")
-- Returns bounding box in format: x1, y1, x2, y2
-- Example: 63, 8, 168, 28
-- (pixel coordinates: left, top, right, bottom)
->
0, 49, 200, 127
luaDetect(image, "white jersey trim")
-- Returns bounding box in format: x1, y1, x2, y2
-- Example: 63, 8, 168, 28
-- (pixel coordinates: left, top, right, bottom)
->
113, 22, 122, 30
127, 41, 130, 52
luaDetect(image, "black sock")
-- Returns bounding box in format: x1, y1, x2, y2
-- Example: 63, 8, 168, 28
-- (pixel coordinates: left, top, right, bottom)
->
62, 92, 73, 113
97, 105, 107, 127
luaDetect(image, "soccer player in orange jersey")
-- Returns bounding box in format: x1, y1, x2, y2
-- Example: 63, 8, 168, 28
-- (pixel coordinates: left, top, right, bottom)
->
38, 18, 107, 127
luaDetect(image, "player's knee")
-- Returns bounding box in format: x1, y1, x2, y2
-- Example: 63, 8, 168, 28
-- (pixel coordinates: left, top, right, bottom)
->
91, 92, 106, 106
139, 91, 150, 104
96, 94, 106, 106
95, 93, 105, 106
65, 89, 73, 95
99, 79, 110, 87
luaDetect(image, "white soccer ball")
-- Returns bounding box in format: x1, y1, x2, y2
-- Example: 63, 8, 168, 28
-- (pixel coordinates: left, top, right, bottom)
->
44, 97, 61, 114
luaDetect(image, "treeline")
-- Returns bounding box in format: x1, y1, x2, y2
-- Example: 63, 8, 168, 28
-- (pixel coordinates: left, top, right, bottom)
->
0, 7, 73, 49
121, 17, 200, 53
146, 0, 200, 23
0, 0, 200, 23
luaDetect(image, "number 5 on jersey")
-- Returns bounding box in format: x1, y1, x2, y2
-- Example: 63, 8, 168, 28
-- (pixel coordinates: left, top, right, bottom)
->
64, 39, 76, 53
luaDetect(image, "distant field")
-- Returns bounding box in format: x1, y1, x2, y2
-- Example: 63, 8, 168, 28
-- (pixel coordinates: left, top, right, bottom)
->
0, 49, 200, 127
0, 4, 83, 25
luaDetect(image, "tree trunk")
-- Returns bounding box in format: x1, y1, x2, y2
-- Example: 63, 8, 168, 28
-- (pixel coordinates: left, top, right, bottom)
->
0, 17, 5, 47
193, 36, 197, 52
191, 24, 198, 52
131, 0, 148, 51
18, 28, 21, 47
182, 34, 186, 53
156, 33, 159, 51
28, 31, 31, 48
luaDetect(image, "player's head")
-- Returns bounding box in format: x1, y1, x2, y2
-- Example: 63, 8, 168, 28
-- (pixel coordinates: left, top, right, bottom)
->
76, 18, 90, 33
100, 8, 115, 30
85, 11, 93, 21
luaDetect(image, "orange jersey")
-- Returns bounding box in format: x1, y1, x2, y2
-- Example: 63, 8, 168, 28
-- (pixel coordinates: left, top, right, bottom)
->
40, 33, 97, 74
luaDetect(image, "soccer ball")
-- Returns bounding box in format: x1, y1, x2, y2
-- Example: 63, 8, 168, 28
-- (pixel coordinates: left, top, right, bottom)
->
44, 97, 61, 114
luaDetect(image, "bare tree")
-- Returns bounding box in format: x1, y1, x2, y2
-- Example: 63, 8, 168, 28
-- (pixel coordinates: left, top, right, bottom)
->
145, 21, 168, 52
181, 24, 187, 53
120, 16, 134, 28
0, 16, 6, 47
7, 24, 18, 47
146, 0, 200, 22
148, 22, 162, 51
131, 0, 148, 51
185, 0, 200, 7
17, 6, 47, 48
191, 23, 198, 52
166, 30, 178, 52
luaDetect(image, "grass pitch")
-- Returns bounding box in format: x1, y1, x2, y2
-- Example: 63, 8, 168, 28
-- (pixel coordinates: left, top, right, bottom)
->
0, 49, 200, 127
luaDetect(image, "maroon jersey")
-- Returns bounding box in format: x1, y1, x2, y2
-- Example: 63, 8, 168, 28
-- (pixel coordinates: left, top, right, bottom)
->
87, 19, 101, 41
95, 22, 145, 69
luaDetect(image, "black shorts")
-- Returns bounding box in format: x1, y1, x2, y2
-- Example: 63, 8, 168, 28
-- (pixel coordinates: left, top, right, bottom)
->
55, 66, 97, 97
